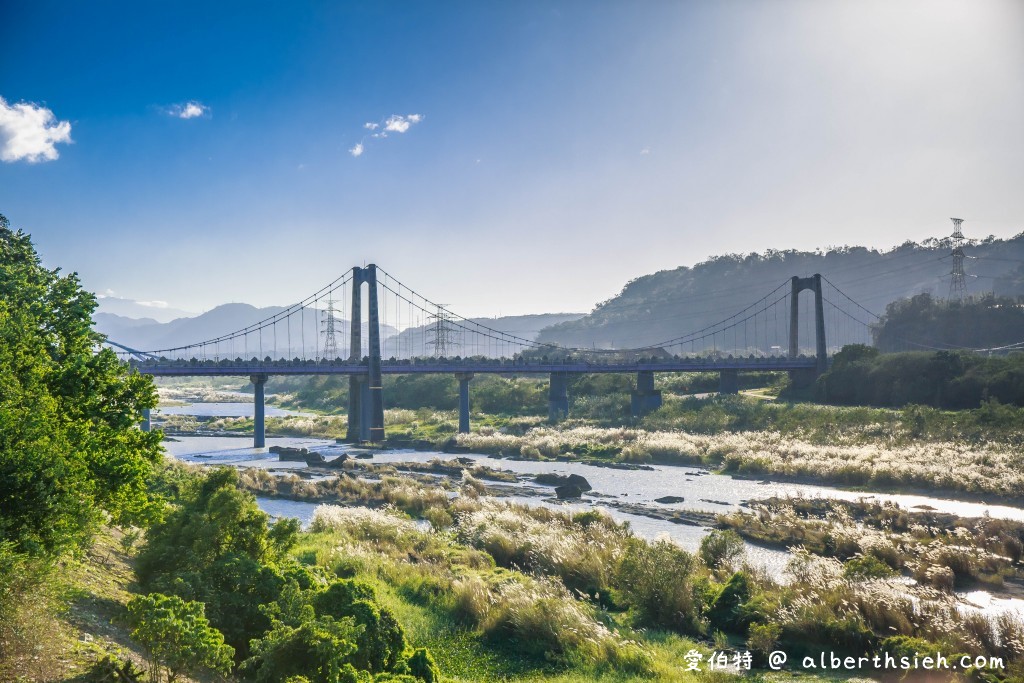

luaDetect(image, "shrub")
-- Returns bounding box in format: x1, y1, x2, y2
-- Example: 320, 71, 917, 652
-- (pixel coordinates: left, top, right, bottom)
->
843, 554, 897, 580
314, 580, 407, 673
700, 530, 745, 570
616, 538, 705, 633
747, 623, 781, 666
880, 635, 941, 661
242, 614, 361, 683
707, 571, 752, 633
406, 648, 441, 683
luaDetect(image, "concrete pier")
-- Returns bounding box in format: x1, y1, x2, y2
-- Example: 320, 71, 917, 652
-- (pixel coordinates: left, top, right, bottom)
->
251, 373, 268, 448
549, 372, 569, 421
456, 372, 474, 433
360, 378, 371, 442
718, 369, 739, 394
630, 370, 662, 416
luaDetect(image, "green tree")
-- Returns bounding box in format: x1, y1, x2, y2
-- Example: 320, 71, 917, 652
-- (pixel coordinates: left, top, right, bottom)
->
0, 215, 161, 556
125, 593, 234, 683
136, 467, 301, 657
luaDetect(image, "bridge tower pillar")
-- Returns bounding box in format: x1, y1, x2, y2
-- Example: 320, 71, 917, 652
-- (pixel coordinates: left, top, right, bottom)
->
456, 372, 474, 433
366, 264, 385, 442
140, 408, 151, 433
788, 274, 828, 377
718, 369, 739, 394
251, 373, 268, 448
549, 372, 569, 422
346, 267, 363, 442
630, 370, 662, 416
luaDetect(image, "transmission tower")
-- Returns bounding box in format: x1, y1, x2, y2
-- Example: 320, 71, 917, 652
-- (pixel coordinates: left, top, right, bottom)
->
947, 217, 967, 302
322, 296, 339, 359
427, 305, 458, 357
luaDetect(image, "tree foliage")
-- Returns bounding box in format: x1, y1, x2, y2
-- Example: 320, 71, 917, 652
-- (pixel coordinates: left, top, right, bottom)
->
124, 592, 234, 683
136, 467, 301, 656
0, 214, 161, 556
872, 293, 1024, 352
820, 344, 1024, 408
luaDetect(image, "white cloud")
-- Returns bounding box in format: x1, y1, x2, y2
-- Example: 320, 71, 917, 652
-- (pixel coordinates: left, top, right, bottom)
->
350, 113, 423, 158
0, 96, 73, 163
167, 101, 209, 119
137, 300, 169, 309
383, 113, 422, 133
640, 147, 651, 155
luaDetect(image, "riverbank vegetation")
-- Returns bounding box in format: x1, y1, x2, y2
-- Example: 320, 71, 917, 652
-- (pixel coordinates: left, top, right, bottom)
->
233, 463, 1024, 679
818, 344, 1024, 408
719, 497, 1024, 590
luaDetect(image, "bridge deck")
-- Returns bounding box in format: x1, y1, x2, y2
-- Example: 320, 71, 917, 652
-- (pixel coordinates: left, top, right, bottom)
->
130, 357, 818, 377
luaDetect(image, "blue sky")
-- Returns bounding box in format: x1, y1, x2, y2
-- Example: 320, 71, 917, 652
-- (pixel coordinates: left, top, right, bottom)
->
1, 0, 1022, 319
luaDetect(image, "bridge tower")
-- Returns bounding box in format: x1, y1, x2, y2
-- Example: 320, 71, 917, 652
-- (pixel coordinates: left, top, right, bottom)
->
345, 265, 386, 442
789, 274, 828, 377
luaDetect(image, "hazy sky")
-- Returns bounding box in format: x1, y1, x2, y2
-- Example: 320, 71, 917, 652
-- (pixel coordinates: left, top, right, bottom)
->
1, 0, 1022, 318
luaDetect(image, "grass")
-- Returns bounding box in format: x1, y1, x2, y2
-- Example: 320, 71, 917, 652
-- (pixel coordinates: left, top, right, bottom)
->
0, 528, 152, 683
294, 503, 728, 682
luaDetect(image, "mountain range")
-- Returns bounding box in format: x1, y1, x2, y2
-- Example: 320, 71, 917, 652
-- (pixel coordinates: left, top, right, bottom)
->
537, 234, 1024, 351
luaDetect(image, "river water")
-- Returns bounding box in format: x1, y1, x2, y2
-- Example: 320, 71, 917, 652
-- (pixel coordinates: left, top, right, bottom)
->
161, 405, 1024, 615
157, 402, 310, 418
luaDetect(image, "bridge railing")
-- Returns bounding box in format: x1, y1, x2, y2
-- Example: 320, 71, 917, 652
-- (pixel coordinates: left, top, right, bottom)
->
129, 353, 818, 373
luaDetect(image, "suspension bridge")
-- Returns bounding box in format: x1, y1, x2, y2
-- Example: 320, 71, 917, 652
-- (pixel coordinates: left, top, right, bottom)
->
109, 265, 877, 445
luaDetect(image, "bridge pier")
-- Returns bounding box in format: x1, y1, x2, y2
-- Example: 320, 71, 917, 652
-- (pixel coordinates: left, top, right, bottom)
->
549, 372, 569, 422
718, 369, 739, 395
251, 373, 268, 448
456, 373, 474, 433
347, 376, 363, 442
346, 269, 363, 443
630, 370, 662, 417
140, 408, 151, 432
346, 375, 373, 442
360, 377, 372, 442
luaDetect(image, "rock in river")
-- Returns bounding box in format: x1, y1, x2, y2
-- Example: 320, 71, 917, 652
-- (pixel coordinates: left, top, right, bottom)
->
555, 484, 586, 500
654, 495, 685, 504
534, 473, 592, 491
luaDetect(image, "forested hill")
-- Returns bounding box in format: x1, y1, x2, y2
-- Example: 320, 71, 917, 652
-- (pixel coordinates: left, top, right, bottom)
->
536, 234, 1024, 351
